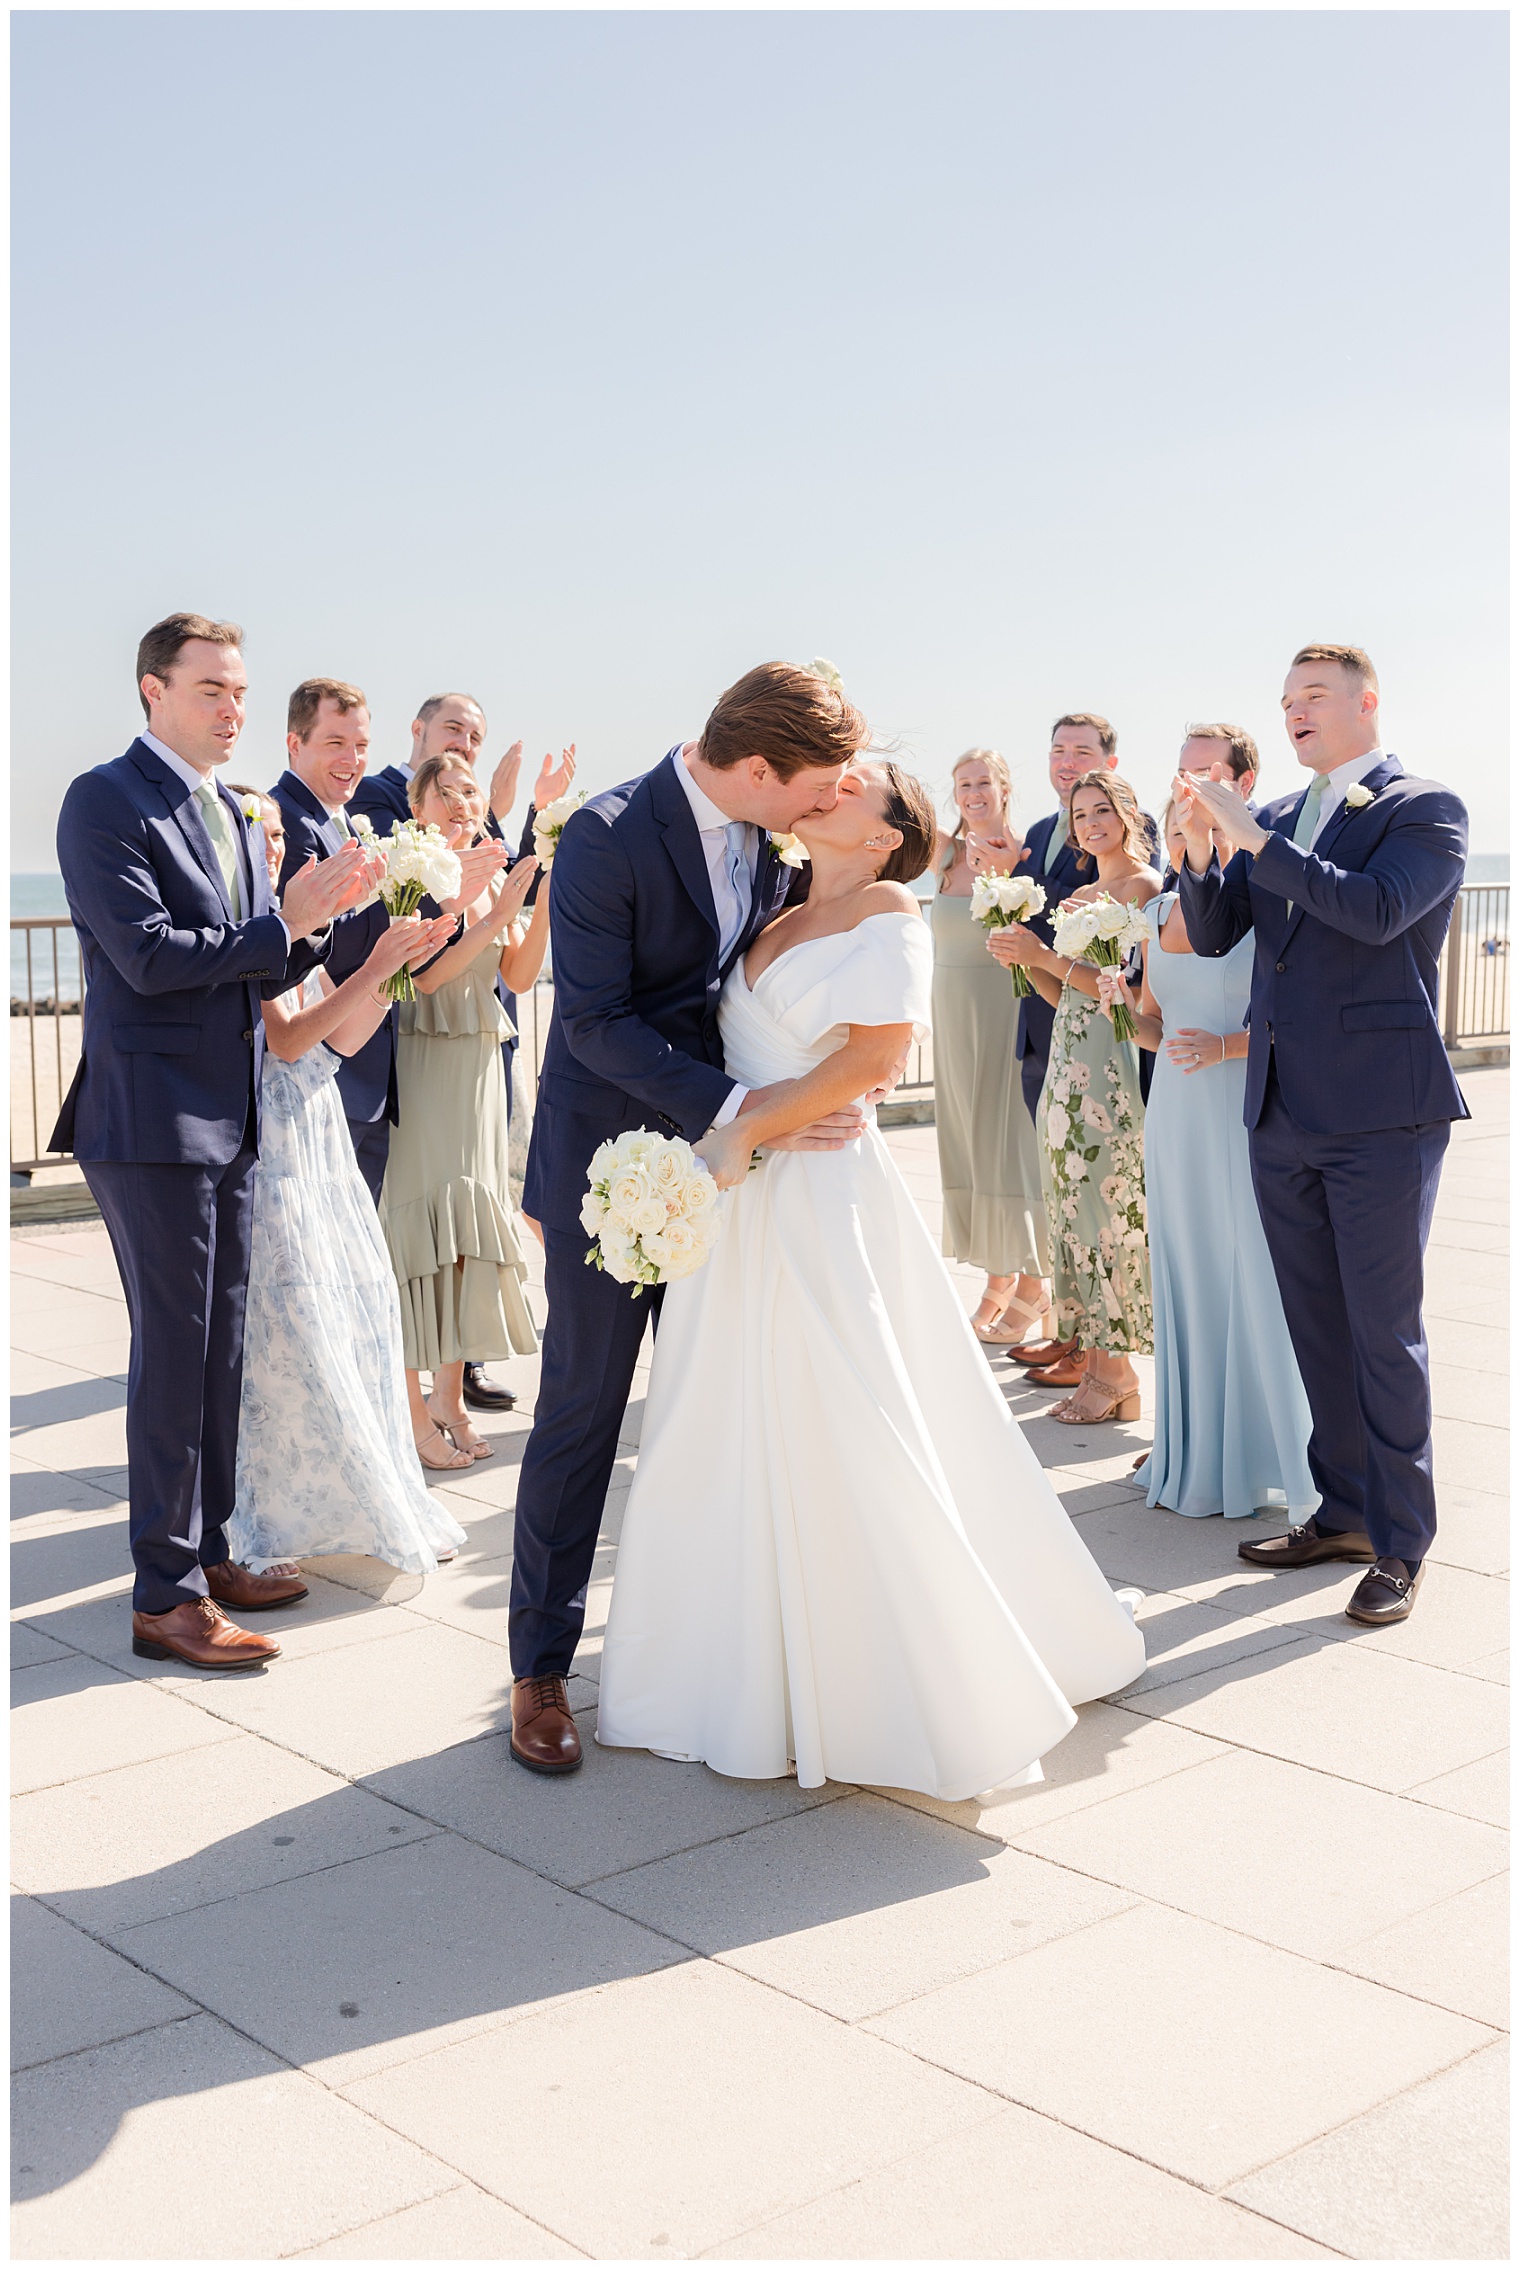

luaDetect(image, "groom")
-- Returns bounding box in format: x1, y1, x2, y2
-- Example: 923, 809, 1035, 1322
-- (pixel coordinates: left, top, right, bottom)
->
509, 662, 871, 1772
1176, 642, 1468, 1627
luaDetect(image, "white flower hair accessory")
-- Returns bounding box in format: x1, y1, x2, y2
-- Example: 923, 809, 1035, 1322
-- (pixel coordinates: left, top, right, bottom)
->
807, 657, 844, 694
770, 832, 810, 869
1344, 781, 1377, 809
240, 794, 265, 825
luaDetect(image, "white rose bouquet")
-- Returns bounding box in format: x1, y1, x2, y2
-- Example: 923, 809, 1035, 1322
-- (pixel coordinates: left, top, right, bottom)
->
352, 817, 463, 1001
969, 872, 1047, 996
533, 790, 587, 869
1052, 892, 1151, 1041
581, 1128, 722, 1295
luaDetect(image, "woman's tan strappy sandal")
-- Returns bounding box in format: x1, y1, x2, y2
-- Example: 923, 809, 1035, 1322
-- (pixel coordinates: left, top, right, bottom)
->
414, 1425, 473, 1472
973, 1288, 1054, 1347
1052, 1378, 1141, 1426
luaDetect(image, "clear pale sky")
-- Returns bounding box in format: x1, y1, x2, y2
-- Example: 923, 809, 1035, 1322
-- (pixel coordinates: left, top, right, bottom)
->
11, 7, 1508, 869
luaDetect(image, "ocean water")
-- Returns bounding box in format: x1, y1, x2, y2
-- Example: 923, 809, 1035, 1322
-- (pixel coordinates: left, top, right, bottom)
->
9, 848, 1511, 1002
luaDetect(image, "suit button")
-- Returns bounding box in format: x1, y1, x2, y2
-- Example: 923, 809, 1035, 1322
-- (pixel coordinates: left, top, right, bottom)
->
1275, 962, 1285, 973
242, 1029, 254, 1043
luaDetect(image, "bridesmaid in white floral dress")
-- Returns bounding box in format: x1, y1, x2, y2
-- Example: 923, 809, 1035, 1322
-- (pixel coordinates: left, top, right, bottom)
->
225, 797, 468, 1577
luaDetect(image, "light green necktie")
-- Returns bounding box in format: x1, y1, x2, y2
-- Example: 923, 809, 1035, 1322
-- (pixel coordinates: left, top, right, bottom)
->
195, 779, 243, 919
329, 808, 351, 840
1285, 774, 1326, 917
1043, 810, 1068, 874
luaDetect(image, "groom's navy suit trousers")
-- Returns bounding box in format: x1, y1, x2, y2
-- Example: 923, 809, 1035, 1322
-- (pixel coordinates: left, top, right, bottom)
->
512, 750, 794, 1679
1179, 756, 1468, 1567
54, 739, 324, 1613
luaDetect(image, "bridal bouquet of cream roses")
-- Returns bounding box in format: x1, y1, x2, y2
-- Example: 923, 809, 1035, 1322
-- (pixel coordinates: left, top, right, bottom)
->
349, 815, 463, 1001
969, 872, 1047, 996
1051, 892, 1152, 1041
581, 1129, 721, 1295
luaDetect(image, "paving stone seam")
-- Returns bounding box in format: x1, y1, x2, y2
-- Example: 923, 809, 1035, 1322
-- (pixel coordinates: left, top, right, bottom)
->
9, 2007, 201, 2078
281, 2182, 595, 2263
1216, 2035, 1509, 2203
1099, 1692, 1509, 1801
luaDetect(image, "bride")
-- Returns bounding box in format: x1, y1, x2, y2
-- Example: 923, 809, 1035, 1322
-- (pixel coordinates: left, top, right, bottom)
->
595, 758, 1145, 1801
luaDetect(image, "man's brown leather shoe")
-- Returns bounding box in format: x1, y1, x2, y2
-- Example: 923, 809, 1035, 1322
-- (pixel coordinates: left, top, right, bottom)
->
510, 1675, 582, 1775
1237, 1516, 1375, 1569
1345, 1559, 1423, 1625
205, 1559, 308, 1611
1026, 1353, 1087, 1388
132, 1598, 281, 1670
1010, 1335, 1079, 1368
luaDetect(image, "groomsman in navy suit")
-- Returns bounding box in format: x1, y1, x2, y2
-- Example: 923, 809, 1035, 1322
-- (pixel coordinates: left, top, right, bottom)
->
273, 679, 395, 1202
1162, 724, 1259, 885
1177, 643, 1468, 1626
54, 615, 372, 1669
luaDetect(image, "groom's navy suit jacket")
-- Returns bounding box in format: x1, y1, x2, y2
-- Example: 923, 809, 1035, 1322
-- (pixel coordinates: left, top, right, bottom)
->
523, 748, 793, 1234
1179, 754, 1467, 1566
1179, 756, 1469, 1132
274, 769, 396, 1132
53, 738, 322, 1163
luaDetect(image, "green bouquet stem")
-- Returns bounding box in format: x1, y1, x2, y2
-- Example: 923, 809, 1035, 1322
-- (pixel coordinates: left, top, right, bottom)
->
1086, 940, 1138, 1042
380, 881, 430, 1004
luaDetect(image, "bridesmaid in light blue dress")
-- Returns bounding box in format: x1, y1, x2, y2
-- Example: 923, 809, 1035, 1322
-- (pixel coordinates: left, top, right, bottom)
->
226, 798, 469, 1575
1106, 810, 1317, 1522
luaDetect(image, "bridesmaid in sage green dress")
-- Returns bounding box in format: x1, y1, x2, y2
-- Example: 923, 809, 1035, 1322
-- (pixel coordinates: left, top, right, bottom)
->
381, 757, 548, 1469
929, 750, 1052, 1348
989, 770, 1161, 1426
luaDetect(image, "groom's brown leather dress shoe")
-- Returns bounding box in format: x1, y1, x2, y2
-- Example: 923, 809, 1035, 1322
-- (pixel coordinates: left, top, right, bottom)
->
510, 1676, 583, 1774
205, 1560, 309, 1611
132, 1598, 281, 1669
1345, 1559, 1423, 1626
1026, 1353, 1087, 1388
1010, 1334, 1078, 1368
1237, 1516, 1375, 1569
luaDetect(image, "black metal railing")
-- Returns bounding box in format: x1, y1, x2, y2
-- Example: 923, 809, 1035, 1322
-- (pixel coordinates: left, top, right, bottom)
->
11, 881, 1503, 1173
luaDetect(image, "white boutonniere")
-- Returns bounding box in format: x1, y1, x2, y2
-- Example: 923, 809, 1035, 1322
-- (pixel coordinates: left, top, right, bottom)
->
770, 831, 810, 869
239, 794, 265, 825
1344, 781, 1376, 810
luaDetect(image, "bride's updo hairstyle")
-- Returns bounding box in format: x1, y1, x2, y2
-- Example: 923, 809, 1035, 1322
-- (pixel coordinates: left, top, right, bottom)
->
700, 662, 869, 779
872, 764, 938, 886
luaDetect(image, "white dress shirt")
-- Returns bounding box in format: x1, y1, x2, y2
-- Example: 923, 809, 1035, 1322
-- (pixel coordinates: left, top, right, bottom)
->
142, 730, 288, 943
1308, 748, 1385, 848
675, 746, 754, 1129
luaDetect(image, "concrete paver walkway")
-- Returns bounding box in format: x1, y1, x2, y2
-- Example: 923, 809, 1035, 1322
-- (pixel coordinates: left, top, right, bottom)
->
10, 1072, 1509, 2259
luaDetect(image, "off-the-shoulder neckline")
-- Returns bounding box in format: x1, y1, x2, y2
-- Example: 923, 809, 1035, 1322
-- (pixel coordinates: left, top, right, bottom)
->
742, 907, 924, 992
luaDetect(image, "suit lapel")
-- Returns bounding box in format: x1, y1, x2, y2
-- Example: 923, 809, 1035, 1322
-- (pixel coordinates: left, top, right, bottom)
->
1279, 759, 1402, 949
650, 750, 721, 943
130, 742, 234, 917
280, 769, 345, 858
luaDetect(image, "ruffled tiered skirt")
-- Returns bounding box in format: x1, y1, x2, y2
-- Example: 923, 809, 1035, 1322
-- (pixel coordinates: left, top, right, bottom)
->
382, 1027, 537, 1369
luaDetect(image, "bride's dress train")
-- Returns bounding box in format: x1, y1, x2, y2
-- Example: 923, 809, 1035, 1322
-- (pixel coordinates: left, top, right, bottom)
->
595, 912, 1145, 1801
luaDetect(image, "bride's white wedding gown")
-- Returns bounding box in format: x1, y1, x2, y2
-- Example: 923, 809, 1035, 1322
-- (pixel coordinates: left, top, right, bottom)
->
596, 910, 1146, 1801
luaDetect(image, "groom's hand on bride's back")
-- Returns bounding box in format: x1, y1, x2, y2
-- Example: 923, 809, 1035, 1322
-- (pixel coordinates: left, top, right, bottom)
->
739, 1086, 868, 1152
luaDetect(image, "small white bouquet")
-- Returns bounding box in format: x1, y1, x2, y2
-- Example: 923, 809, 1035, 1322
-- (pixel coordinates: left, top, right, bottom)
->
1051, 892, 1151, 1041
970, 872, 1047, 996
350, 816, 463, 1001
533, 790, 587, 868
580, 1128, 721, 1296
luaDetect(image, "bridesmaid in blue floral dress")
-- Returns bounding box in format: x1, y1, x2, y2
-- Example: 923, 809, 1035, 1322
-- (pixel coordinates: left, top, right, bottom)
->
1103, 807, 1317, 1521
225, 797, 470, 1576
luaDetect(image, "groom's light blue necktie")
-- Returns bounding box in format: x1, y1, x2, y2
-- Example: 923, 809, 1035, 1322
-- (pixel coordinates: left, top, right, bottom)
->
1285, 775, 1326, 918
722, 820, 751, 957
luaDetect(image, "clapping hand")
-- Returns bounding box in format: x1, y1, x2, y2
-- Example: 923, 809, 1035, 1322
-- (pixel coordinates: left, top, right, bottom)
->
364, 914, 455, 987
1173, 769, 1266, 860
965, 827, 1019, 877
442, 836, 509, 912
489, 852, 540, 931
281, 841, 374, 939
488, 741, 524, 822
986, 921, 1042, 969
534, 744, 577, 809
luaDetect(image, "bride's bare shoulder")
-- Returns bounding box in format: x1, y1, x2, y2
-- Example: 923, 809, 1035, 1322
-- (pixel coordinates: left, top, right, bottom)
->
858, 881, 923, 921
